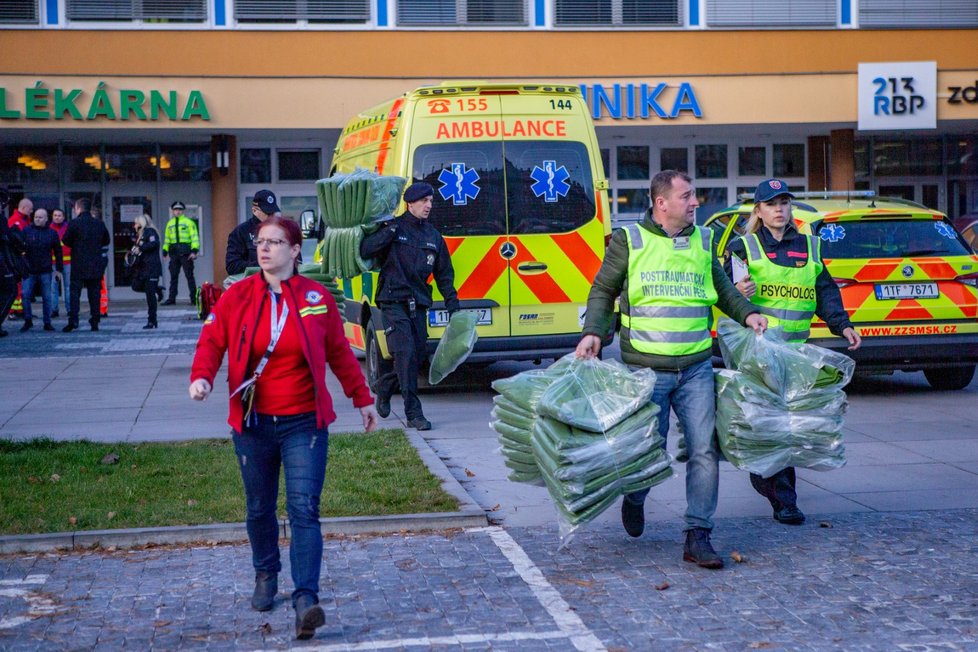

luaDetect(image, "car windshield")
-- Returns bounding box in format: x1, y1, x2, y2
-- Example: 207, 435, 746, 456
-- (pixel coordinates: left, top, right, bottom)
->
813, 219, 973, 259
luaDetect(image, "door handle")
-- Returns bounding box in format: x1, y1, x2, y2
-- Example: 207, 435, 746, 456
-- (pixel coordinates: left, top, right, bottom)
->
517, 262, 548, 273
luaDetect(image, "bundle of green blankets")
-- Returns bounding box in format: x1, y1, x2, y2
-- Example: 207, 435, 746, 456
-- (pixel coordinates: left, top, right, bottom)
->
715, 319, 854, 478
316, 169, 407, 279
492, 355, 673, 528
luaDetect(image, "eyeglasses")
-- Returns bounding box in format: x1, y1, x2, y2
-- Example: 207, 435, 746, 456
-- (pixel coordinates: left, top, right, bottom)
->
255, 238, 288, 248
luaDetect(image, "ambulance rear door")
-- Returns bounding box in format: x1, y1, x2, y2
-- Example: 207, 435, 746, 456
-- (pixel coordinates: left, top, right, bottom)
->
409, 93, 512, 340
497, 92, 603, 338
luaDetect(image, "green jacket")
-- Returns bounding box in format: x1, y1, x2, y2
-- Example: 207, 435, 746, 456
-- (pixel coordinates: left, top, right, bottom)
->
163, 214, 200, 254
582, 214, 759, 372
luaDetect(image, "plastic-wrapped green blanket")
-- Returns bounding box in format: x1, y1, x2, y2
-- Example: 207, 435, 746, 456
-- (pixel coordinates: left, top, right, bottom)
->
715, 319, 851, 478
429, 311, 480, 385
537, 357, 656, 433
317, 169, 407, 229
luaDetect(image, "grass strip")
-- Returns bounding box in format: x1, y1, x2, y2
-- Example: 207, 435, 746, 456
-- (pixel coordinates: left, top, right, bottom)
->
0, 429, 459, 535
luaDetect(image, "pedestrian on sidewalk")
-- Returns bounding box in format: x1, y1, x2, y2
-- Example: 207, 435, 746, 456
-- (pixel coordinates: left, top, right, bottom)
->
61, 197, 110, 332
226, 189, 280, 275
576, 170, 767, 569
189, 216, 379, 640
49, 208, 70, 318
724, 179, 862, 525
359, 182, 460, 431
130, 214, 163, 329
19, 208, 63, 332
161, 201, 199, 305
0, 217, 26, 337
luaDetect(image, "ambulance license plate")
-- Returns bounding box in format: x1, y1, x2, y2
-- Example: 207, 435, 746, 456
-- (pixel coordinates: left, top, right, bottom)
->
874, 283, 938, 300
429, 308, 492, 327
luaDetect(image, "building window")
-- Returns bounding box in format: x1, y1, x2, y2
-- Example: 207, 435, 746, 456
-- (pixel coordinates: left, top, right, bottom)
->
695, 145, 727, 179
397, 0, 527, 25
660, 147, 688, 174
738, 146, 766, 177
67, 0, 207, 22
0, 0, 38, 23
236, 0, 369, 23
278, 150, 321, 181
240, 148, 271, 184
555, 0, 681, 26
105, 146, 158, 182
0, 147, 58, 185
860, 0, 978, 28
696, 187, 728, 224
63, 146, 104, 183
616, 146, 649, 180
873, 139, 942, 177
160, 145, 211, 182
706, 0, 835, 26
773, 144, 805, 178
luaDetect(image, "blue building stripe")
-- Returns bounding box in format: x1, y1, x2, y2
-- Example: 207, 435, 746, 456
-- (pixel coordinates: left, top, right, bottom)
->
46, 0, 58, 24
534, 0, 545, 26
688, 0, 699, 26
214, 0, 225, 26
377, 0, 388, 26
840, 0, 851, 25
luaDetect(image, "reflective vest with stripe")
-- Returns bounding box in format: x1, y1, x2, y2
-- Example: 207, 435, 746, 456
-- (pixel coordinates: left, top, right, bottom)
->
740, 232, 822, 343
621, 224, 718, 357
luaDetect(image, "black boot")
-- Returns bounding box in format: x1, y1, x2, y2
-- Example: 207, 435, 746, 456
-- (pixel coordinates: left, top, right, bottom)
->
620, 498, 645, 538
407, 416, 432, 431
19, 320, 32, 332
376, 391, 391, 419
161, 298, 176, 306
683, 528, 724, 569
294, 594, 325, 640
143, 322, 158, 330
773, 504, 805, 525
62, 322, 77, 332
251, 571, 277, 612
89, 318, 99, 332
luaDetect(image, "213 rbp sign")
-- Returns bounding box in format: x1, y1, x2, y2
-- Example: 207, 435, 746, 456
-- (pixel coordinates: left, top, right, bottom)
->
857, 61, 936, 131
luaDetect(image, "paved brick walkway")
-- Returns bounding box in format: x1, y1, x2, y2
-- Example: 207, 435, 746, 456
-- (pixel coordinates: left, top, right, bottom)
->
2, 510, 976, 650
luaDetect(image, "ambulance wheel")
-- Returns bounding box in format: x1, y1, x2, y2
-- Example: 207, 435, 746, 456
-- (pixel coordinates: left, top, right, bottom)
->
365, 318, 393, 390
924, 365, 976, 391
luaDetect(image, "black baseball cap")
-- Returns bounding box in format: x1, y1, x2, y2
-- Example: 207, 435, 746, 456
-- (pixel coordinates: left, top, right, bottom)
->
252, 189, 280, 215
171, 201, 186, 211
403, 182, 434, 204
753, 179, 795, 203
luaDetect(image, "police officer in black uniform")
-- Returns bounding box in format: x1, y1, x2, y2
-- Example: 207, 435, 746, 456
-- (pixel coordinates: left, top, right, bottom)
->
360, 182, 459, 431
225, 189, 280, 275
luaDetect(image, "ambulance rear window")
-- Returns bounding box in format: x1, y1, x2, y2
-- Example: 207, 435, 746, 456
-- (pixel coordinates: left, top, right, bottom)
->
813, 219, 973, 259
413, 141, 596, 237
505, 141, 596, 235
414, 142, 506, 237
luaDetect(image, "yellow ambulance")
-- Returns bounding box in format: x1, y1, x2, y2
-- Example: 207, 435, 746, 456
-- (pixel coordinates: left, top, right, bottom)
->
328, 81, 611, 386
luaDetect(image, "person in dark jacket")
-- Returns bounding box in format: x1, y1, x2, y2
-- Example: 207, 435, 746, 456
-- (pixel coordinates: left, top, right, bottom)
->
226, 189, 280, 276
359, 182, 460, 431
724, 179, 862, 526
61, 197, 110, 332
0, 218, 26, 337
131, 214, 164, 329
19, 209, 63, 332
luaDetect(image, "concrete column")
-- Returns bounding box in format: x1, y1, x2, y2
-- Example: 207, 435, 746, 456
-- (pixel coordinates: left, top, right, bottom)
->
830, 129, 855, 192
807, 135, 830, 193
210, 135, 237, 283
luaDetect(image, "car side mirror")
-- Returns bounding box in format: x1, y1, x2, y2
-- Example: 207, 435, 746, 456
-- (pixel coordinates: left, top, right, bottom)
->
299, 209, 322, 239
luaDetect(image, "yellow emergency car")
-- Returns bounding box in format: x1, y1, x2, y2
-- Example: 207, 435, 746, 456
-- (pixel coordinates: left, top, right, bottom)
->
706, 192, 978, 390
327, 82, 611, 386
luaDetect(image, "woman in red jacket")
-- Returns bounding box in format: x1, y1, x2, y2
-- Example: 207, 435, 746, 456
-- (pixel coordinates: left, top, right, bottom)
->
189, 216, 378, 640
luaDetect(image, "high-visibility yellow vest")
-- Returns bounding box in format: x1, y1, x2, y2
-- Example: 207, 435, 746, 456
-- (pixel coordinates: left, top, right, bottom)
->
621, 224, 717, 357
163, 215, 200, 253
740, 232, 822, 343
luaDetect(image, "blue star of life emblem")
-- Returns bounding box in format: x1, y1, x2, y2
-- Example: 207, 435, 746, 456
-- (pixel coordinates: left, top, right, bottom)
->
934, 221, 956, 239
819, 224, 846, 243
529, 160, 571, 203
437, 163, 480, 206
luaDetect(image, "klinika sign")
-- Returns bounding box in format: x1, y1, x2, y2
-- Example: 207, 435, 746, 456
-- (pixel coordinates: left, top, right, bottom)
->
0, 82, 210, 121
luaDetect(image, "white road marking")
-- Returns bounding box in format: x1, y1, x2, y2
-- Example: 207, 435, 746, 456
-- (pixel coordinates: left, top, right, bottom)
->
0, 574, 54, 630
304, 630, 572, 650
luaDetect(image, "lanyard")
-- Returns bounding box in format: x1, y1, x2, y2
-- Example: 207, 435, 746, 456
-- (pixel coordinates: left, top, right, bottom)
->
231, 290, 290, 400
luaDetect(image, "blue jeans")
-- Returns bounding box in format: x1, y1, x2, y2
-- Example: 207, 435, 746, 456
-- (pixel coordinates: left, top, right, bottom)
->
21, 273, 53, 325
625, 358, 719, 532
233, 412, 329, 605
51, 264, 69, 313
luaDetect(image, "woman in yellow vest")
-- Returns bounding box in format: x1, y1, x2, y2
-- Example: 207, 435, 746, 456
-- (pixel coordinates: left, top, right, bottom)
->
725, 179, 861, 525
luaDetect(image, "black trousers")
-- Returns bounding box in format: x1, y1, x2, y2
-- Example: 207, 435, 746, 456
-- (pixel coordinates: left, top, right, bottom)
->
167, 246, 196, 302
749, 467, 798, 510
68, 276, 102, 327
0, 273, 17, 328
144, 277, 159, 324
375, 302, 429, 420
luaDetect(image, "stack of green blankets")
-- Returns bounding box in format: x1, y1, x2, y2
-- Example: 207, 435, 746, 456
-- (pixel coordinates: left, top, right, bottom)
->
316, 169, 406, 279
429, 311, 480, 385
493, 355, 673, 528
715, 319, 855, 478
